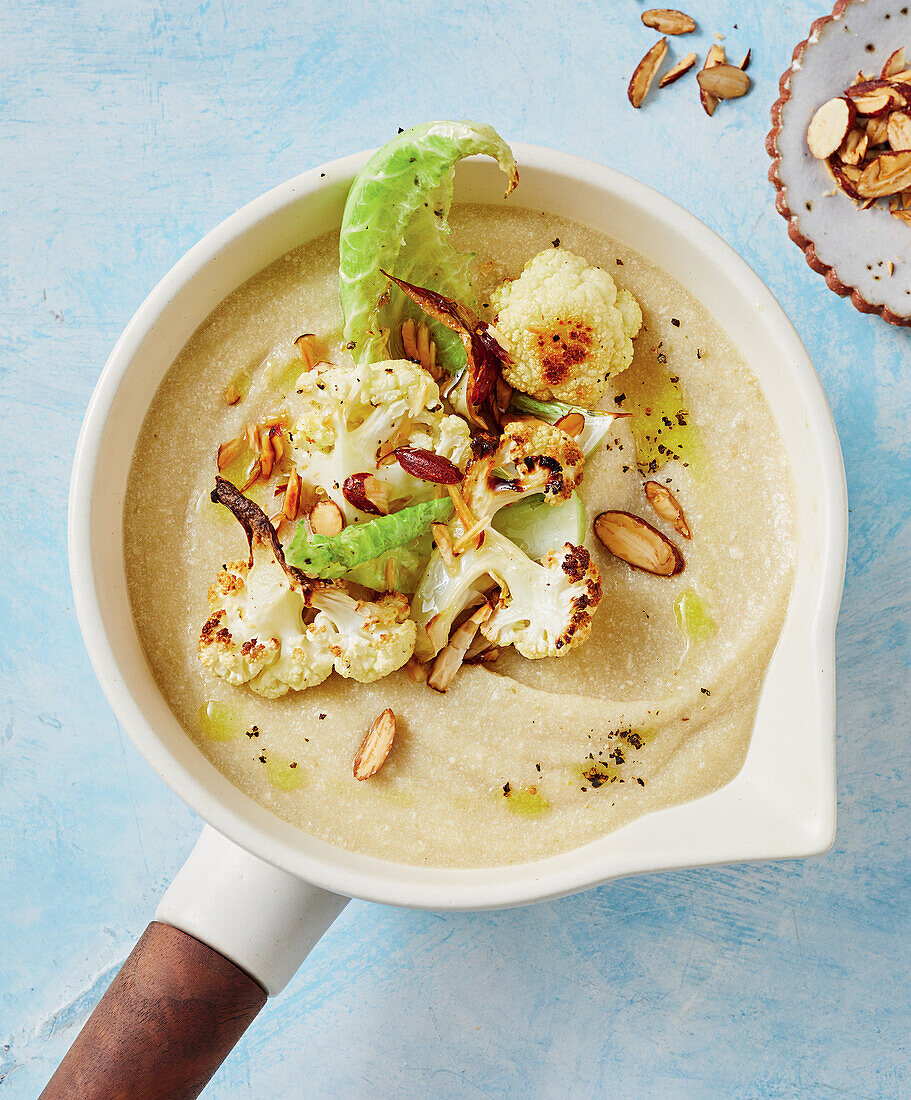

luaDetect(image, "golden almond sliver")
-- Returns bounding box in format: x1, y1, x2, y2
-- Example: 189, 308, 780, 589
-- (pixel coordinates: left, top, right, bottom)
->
696, 64, 751, 101
659, 52, 697, 87
699, 43, 726, 116
856, 150, 911, 198
628, 38, 668, 108
888, 111, 911, 152
641, 8, 695, 34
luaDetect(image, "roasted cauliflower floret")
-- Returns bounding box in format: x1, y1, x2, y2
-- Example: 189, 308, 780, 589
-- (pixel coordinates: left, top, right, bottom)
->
309, 587, 416, 682
285, 358, 471, 522
198, 478, 415, 696
412, 526, 602, 661
480, 541, 602, 658
490, 248, 642, 407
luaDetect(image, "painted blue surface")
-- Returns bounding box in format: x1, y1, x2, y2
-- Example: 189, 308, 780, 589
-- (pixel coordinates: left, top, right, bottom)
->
1, 1, 908, 1096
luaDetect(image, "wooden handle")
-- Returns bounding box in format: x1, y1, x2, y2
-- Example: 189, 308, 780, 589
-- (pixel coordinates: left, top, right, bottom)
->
39, 921, 267, 1100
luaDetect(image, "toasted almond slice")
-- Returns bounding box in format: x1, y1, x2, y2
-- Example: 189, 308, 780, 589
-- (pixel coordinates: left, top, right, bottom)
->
889, 68, 911, 83
829, 159, 864, 200
807, 97, 856, 159
739, 48, 752, 72
628, 37, 668, 108
353, 708, 396, 781
644, 481, 692, 539
223, 382, 243, 406
217, 437, 245, 471
882, 47, 907, 79
696, 63, 751, 100
846, 83, 897, 116
856, 149, 911, 197
891, 207, 911, 225
699, 43, 726, 116
245, 422, 262, 454
902, 188, 911, 209
431, 521, 456, 569
594, 510, 685, 576
427, 603, 494, 692
888, 111, 911, 151
866, 114, 891, 145
447, 483, 475, 529
555, 411, 586, 437
269, 511, 285, 534
282, 471, 302, 521
659, 51, 697, 87
839, 127, 868, 166
294, 333, 319, 370
239, 458, 262, 492
309, 499, 344, 536
641, 8, 695, 34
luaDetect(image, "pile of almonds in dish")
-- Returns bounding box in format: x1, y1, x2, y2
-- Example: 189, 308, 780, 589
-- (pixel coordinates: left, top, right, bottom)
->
628, 9, 751, 113
806, 47, 911, 223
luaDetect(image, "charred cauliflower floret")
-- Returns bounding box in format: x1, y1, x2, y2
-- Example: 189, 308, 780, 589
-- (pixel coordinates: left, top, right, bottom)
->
285, 358, 470, 522
490, 249, 642, 407
198, 478, 415, 697
308, 587, 416, 682
412, 526, 602, 661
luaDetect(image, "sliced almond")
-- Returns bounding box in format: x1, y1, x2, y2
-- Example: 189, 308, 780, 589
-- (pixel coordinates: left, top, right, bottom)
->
223, 382, 243, 406
446, 483, 475, 529
856, 150, 911, 197
866, 114, 891, 145
891, 207, 911, 225
641, 8, 695, 34
659, 52, 697, 87
699, 43, 726, 116
555, 411, 585, 437
845, 80, 899, 116
838, 127, 868, 166
888, 111, 911, 151
807, 97, 856, 159
644, 481, 692, 539
594, 511, 685, 576
294, 333, 319, 370
217, 437, 244, 471
829, 158, 864, 200
282, 471, 302, 522
427, 603, 493, 692
628, 38, 668, 108
882, 47, 907, 79
353, 708, 396, 781
696, 63, 751, 101
342, 472, 389, 515
902, 189, 911, 209
739, 48, 752, 72
239, 458, 262, 493
309, 499, 344, 536
430, 521, 456, 569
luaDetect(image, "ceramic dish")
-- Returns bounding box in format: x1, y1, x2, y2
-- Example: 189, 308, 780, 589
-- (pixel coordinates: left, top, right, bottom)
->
768, 0, 911, 325
53, 145, 847, 1097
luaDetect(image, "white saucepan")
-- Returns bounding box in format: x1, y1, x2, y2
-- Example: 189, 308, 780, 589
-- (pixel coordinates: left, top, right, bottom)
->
47, 145, 847, 1099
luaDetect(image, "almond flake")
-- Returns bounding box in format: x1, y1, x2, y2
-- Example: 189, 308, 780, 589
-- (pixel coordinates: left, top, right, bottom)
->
309, 499, 344, 536
739, 48, 752, 72
882, 47, 907, 79
696, 64, 751, 101
838, 127, 868, 166
866, 114, 890, 145
888, 111, 911, 151
699, 44, 726, 116
594, 511, 685, 576
555, 411, 586, 437
644, 481, 692, 539
856, 150, 911, 197
891, 207, 911, 225
641, 8, 695, 35
807, 97, 856, 160
659, 52, 697, 87
353, 708, 396, 781
628, 38, 669, 108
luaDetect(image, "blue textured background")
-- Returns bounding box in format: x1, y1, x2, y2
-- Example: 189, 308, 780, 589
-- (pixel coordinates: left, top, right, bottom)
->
2, 1, 909, 1096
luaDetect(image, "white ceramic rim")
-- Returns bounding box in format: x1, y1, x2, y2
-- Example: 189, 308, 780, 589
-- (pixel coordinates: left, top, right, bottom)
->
68, 143, 847, 911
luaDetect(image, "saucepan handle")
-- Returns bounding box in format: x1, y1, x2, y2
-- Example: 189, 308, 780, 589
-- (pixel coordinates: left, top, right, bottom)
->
40, 826, 348, 1100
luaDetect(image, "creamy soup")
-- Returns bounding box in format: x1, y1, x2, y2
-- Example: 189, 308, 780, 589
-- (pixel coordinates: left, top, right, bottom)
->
124, 205, 796, 867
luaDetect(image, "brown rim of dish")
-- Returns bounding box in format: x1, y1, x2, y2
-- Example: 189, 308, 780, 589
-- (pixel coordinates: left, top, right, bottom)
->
766, 0, 911, 328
